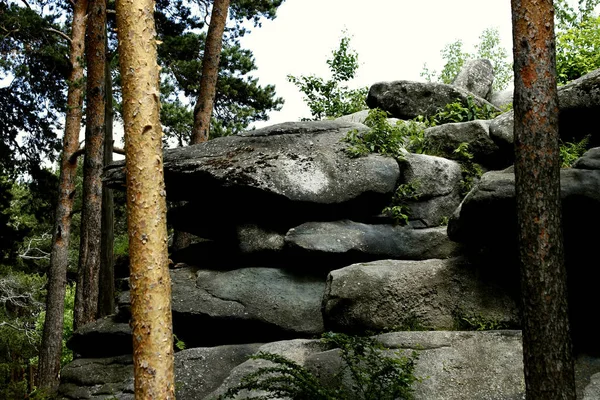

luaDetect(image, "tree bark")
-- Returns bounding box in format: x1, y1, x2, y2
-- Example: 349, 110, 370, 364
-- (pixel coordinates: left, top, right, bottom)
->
191, 0, 230, 143
116, 0, 175, 396
98, 45, 115, 318
74, 0, 106, 330
511, 0, 576, 398
37, 0, 87, 392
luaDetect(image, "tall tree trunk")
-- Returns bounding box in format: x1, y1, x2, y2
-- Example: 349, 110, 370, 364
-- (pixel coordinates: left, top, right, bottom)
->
511, 0, 576, 398
116, 0, 175, 396
74, 0, 106, 330
98, 45, 115, 318
175, 0, 231, 251
191, 0, 230, 143
37, 0, 87, 392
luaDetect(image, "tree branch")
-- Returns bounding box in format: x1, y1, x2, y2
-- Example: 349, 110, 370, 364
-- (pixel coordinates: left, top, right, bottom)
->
45, 27, 72, 43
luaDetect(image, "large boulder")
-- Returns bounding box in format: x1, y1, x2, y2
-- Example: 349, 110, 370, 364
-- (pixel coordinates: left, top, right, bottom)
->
104, 120, 401, 230
366, 80, 500, 120
452, 58, 494, 100
424, 119, 512, 170
322, 258, 519, 333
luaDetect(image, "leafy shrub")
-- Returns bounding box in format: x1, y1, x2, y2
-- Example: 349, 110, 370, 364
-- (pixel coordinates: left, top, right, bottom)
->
217, 332, 420, 400
343, 109, 429, 159
555, 0, 600, 84
433, 96, 501, 125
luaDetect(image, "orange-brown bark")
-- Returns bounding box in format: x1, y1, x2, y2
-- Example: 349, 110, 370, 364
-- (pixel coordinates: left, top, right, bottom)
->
116, 0, 175, 396
512, 0, 576, 398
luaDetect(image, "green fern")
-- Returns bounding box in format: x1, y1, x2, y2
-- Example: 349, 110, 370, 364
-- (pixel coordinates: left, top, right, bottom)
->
217, 333, 420, 400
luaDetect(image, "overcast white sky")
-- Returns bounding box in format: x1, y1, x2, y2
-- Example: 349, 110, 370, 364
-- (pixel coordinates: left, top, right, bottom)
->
239, 0, 515, 127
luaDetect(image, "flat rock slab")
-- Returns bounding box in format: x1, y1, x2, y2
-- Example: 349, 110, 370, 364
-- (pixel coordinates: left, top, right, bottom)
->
285, 221, 460, 263
172, 267, 325, 347
104, 120, 400, 226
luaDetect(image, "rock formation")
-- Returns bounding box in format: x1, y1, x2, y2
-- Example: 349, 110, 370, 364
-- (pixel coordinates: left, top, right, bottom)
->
58, 65, 600, 400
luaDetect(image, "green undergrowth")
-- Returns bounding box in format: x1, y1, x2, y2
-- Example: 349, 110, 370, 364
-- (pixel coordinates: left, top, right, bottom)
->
382, 181, 421, 225
343, 100, 494, 224
216, 332, 421, 400
560, 135, 590, 168
453, 310, 509, 331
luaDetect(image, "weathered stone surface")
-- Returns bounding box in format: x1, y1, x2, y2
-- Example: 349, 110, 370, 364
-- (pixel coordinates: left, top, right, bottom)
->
558, 68, 600, 145
58, 355, 134, 400
489, 109, 515, 160
366, 80, 500, 120
104, 120, 400, 226
335, 109, 401, 125
452, 58, 494, 100
424, 119, 512, 169
169, 267, 325, 347
490, 88, 514, 109
67, 316, 132, 358
205, 338, 327, 400
58, 344, 263, 400
399, 152, 464, 227
208, 332, 526, 400
584, 372, 600, 400
58, 334, 600, 400
285, 221, 460, 262
448, 167, 600, 244
322, 258, 519, 333
117, 267, 325, 347
574, 147, 600, 170
447, 167, 600, 354
174, 344, 263, 399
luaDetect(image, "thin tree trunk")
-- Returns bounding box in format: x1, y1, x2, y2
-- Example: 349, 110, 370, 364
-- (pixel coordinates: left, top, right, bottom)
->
191, 0, 230, 143
98, 45, 115, 318
116, 0, 175, 395
511, 0, 576, 398
37, 0, 87, 392
74, 0, 106, 330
